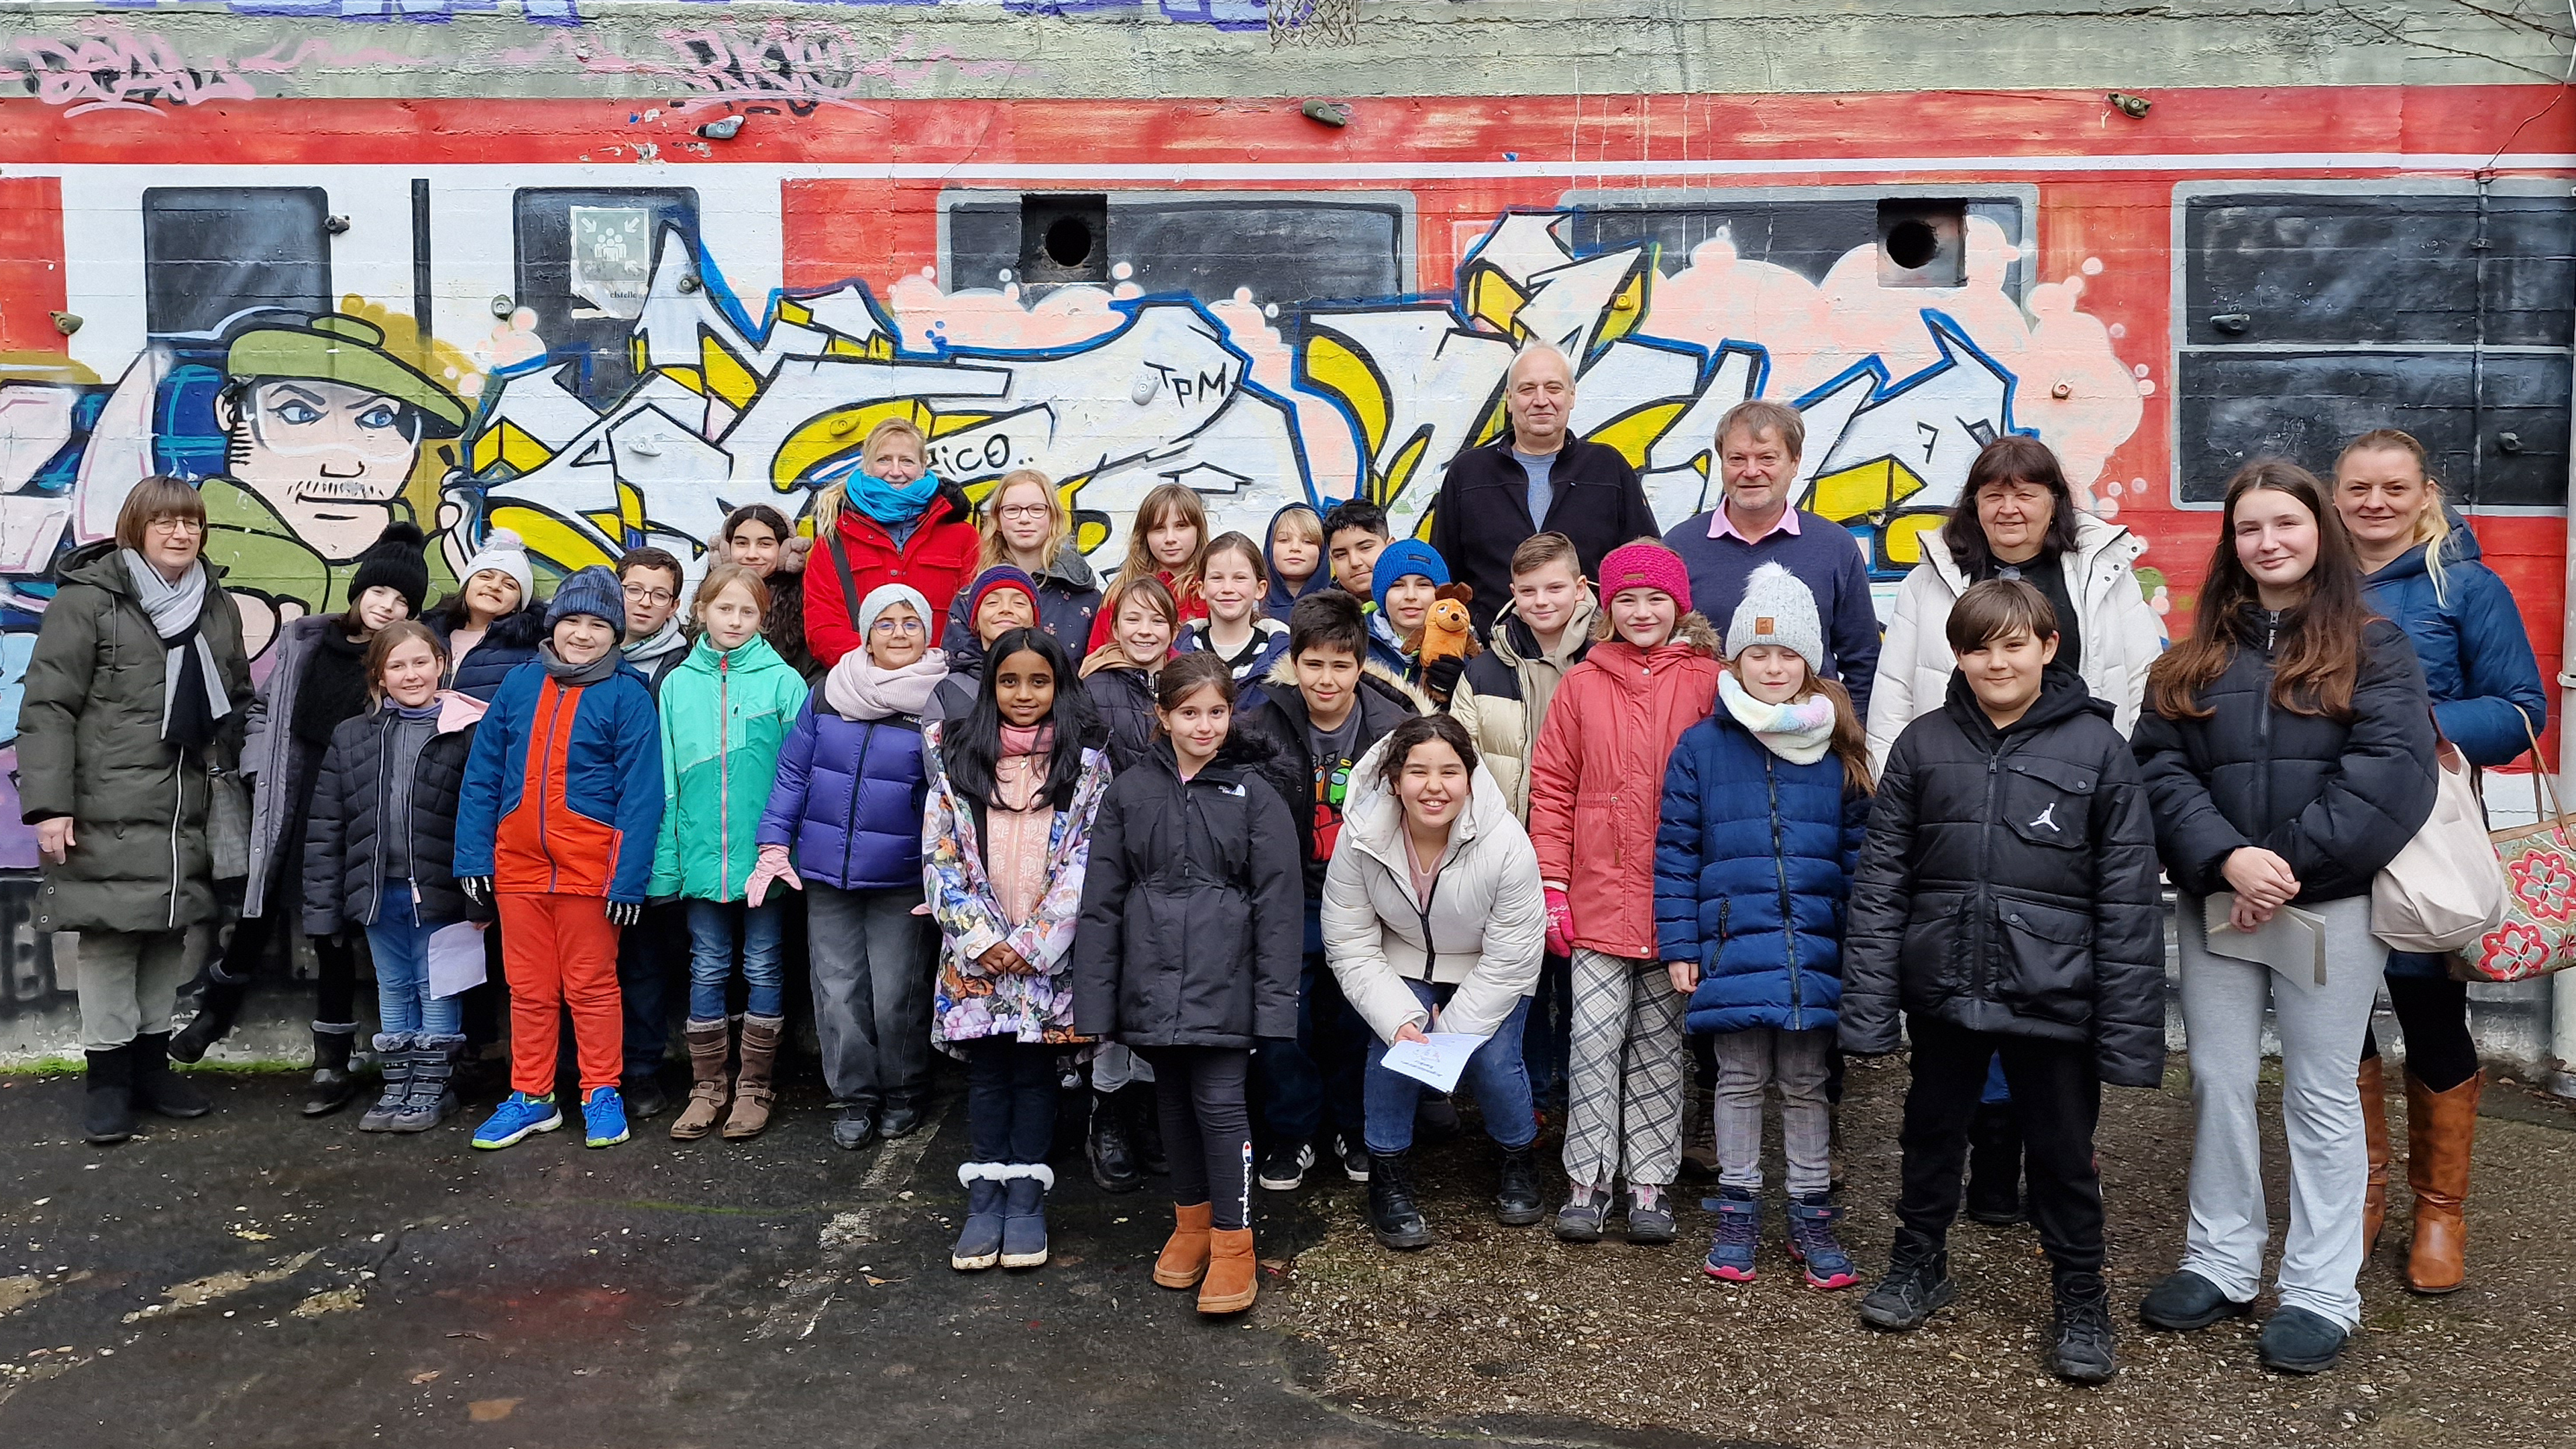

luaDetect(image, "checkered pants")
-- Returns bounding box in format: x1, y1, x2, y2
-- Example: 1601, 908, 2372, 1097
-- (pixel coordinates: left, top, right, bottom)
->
1560, 949, 1689, 1189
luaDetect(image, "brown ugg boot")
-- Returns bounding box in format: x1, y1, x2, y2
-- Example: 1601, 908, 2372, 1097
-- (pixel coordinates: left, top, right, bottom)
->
1198, 1226, 1258, 1315
670, 1020, 731, 1141
1155, 1202, 1214, 1289
723, 1014, 786, 1140
2404, 1071, 2480, 1295
2359, 1056, 2390, 1252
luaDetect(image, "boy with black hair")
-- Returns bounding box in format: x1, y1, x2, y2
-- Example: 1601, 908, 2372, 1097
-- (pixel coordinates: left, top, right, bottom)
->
1240, 588, 1427, 1188
1322, 499, 1413, 672
1841, 579, 2165, 1385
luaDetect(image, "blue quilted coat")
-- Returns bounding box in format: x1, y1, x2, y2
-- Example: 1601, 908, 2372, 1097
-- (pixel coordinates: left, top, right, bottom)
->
756, 687, 932, 892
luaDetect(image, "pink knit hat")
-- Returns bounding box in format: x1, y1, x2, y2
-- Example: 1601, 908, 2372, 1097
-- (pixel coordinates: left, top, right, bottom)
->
1595, 540, 1693, 616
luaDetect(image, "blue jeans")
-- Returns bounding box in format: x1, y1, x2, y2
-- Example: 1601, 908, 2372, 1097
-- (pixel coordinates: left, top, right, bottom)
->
1362, 978, 1537, 1155
686, 898, 786, 1020
1256, 947, 1367, 1145
366, 881, 462, 1037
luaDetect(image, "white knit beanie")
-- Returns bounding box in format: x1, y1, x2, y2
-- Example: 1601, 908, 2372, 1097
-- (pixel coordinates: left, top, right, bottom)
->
1725, 561, 1826, 673
458, 527, 535, 605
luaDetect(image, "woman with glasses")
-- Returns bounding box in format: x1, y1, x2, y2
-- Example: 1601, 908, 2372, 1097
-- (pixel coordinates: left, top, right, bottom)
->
943, 469, 1102, 653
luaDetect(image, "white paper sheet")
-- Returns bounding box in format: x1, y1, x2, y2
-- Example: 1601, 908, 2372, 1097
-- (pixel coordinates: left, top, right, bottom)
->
2204, 894, 2329, 988
1380, 1031, 1485, 1094
426, 922, 489, 999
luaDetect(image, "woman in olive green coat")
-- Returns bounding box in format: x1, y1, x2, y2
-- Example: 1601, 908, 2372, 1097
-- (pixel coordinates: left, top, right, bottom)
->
20, 476, 252, 1145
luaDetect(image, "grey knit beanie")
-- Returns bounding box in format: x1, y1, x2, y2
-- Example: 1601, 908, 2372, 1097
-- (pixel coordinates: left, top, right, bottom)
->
1725, 562, 1825, 673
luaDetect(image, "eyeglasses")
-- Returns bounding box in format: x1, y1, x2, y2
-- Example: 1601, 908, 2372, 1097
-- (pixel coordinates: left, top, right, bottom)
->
622, 585, 676, 606
146, 516, 205, 536
994, 504, 1051, 522
870, 616, 926, 634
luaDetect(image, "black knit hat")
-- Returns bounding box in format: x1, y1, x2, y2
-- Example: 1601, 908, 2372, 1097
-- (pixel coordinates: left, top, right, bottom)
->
350, 521, 430, 617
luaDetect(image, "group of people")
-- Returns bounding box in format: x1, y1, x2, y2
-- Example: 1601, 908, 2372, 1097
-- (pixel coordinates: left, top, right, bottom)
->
28, 340, 2543, 1376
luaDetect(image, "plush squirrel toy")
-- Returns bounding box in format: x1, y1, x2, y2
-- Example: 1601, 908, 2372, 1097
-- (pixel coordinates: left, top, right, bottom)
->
1415, 582, 1482, 667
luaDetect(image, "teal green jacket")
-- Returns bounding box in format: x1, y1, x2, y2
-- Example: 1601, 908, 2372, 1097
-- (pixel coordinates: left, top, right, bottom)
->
651, 634, 811, 902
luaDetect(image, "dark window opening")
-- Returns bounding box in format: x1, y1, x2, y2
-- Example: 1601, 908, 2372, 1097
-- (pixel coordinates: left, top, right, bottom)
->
1876, 200, 1967, 288
142, 187, 332, 337
1020, 194, 1110, 288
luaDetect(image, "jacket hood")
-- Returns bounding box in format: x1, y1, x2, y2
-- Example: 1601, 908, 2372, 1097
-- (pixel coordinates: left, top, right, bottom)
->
1925, 508, 2141, 594
1338, 727, 1516, 871
1941, 659, 2108, 744
1261, 500, 1330, 611
2366, 514, 2482, 585
1258, 647, 1433, 715
1037, 540, 1099, 592
58, 538, 231, 594
1487, 592, 1602, 669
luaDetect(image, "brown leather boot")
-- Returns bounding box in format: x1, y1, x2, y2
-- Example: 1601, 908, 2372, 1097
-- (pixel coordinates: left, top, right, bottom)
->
723, 1014, 785, 1140
1198, 1226, 1258, 1315
1155, 1202, 1214, 1289
2359, 1056, 2390, 1253
670, 1020, 731, 1141
2404, 1070, 2480, 1295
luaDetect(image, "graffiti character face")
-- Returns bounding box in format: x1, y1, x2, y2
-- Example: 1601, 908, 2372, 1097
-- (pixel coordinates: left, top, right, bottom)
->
218, 379, 425, 561
1510, 555, 1584, 641
2233, 486, 2322, 604
1976, 477, 2057, 565
352, 585, 411, 634
2333, 442, 2434, 562
1719, 425, 1799, 522
867, 600, 928, 670
992, 647, 1057, 729
1607, 585, 1678, 650
1504, 347, 1574, 453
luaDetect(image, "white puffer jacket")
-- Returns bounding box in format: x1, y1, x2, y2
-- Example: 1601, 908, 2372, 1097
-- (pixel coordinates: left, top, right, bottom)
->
1321, 732, 1548, 1045
1864, 511, 2165, 772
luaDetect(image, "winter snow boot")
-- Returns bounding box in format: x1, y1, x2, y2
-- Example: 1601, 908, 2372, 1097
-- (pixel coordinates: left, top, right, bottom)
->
1155, 1201, 1214, 1289
303, 1023, 362, 1117
129, 1032, 211, 1119
999, 1166, 1053, 1269
394, 1035, 464, 1132
358, 1033, 416, 1132
1784, 1192, 1858, 1289
721, 1013, 783, 1139
1123, 1081, 1169, 1176
1965, 1102, 2027, 1226
953, 1166, 1007, 1271
2404, 1070, 2480, 1295
670, 1018, 731, 1141
167, 962, 250, 1064
1199, 1227, 1258, 1315
1366, 1150, 1434, 1250
83, 1045, 138, 1145
1088, 1091, 1142, 1193
1858, 1228, 1953, 1331
2359, 1055, 2390, 1252
2050, 1268, 2117, 1383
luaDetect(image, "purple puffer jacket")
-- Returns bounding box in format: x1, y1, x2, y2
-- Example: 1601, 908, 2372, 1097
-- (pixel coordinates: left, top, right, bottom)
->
755, 688, 932, 892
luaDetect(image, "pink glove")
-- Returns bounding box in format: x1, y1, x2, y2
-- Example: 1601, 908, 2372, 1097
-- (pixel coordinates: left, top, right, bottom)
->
1544, 888, 1574, 957
745, 845, 804, 909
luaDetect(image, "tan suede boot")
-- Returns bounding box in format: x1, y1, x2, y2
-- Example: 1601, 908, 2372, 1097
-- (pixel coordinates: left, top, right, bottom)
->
1198, 1226, 1258, 1315
2404, 1071, 2480, 1295
1155, 1202, 1214, 1289
670, 1020, 731, 1141
722, 1014, 785, 1140
2359, 1056, 2390, 1253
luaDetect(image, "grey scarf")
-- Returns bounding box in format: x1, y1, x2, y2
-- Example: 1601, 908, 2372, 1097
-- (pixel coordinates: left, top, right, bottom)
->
622, 613, 687, 666
538, 641, 623, 688
119, 549, 231, 745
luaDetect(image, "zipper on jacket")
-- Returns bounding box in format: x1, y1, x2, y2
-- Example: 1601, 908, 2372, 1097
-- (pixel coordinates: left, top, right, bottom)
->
165, 757, 184, 930
2255, 614, 2277, 845
716, 653, 732, 900
367, 712, 395, 927
1972, 753, 2000, 997
841, 720, 880, 885
1766, 755, 1801, 1025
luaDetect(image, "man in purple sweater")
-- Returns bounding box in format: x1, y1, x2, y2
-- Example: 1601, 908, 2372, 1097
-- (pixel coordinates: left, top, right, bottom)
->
1660, 399, 1880, 717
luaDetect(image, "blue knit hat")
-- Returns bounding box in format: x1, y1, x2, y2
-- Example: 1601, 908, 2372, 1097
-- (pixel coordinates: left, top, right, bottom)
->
1370, 538, 1449, 615
546, 564, 627, 643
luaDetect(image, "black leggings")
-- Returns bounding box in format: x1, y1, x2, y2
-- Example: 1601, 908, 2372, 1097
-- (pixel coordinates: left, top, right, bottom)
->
218, 909, 358, 1026
2361, 973, 2480, 1093
963, 1038, 1059, 1165
1142, 1046, 1253, 1230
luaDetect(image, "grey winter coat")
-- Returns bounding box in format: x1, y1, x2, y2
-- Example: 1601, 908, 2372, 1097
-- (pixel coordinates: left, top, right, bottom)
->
1072, 735, 1303, 1048
18, 541, 252, 934
238, 613, 345, 919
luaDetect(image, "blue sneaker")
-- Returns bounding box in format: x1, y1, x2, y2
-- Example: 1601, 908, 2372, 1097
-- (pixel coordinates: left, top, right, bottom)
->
581, 1085, 629, 1148
472, 1092, 562, 1150
1785, 1192, 1860, 1290
1701, 1188, 1760, 1281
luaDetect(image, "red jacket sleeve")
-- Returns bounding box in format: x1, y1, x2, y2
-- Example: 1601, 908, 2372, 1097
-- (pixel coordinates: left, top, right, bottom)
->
1525, 676, 1582, 886
805, 537, 859, 668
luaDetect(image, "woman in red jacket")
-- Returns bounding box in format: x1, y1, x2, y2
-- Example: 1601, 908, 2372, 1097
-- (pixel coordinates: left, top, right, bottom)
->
1525, 539, 1724, 1247
804, 418, 981, 668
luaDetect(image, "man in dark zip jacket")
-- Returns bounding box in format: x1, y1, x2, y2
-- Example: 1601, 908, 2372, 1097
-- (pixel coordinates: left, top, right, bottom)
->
1840, 580, 2163, 1383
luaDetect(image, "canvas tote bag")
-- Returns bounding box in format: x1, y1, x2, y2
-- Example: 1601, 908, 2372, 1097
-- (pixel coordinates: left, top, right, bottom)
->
2369, 735, 2504, 953
2454, 712, 2576, 982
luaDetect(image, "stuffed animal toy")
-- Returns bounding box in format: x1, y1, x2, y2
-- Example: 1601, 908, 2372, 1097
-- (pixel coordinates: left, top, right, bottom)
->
1414, 582, 1482, 666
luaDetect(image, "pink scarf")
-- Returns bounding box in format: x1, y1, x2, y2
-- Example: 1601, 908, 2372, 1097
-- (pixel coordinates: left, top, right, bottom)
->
824, 647, 948, 721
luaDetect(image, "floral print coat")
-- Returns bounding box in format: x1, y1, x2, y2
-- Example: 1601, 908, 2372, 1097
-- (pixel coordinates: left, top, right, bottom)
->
922, 720, 1114, 1051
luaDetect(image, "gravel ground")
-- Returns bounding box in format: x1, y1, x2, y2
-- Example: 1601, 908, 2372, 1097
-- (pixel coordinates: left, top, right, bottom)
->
1267, 1056, 2576, 1449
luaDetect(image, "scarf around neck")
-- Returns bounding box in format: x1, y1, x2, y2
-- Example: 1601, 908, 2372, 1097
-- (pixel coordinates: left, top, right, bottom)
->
824, 647, 949, 722
119, 549, 231, 748
623, 612, 687, 665
1719, 671, 1837, 765
538, 640, 622, 688
837, 465, 943, 528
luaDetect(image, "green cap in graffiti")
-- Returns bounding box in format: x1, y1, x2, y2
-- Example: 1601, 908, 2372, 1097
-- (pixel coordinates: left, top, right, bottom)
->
226, 315, 468, 435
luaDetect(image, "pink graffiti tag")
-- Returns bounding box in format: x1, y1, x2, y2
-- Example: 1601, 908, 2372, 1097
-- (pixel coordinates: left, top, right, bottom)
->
3, 22, 256, 116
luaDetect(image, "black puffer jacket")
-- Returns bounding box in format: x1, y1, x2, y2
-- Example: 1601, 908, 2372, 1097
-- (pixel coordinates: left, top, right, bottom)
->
1843, 665, 2167, 1088
1073, 733, 1303, 1048
2132, 611, 2436, 902
1084, 660, 1160, 769
301, 705, 490, 934
436, 606, 547, 703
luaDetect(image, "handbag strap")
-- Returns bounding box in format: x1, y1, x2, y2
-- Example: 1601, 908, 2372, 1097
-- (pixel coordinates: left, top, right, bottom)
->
2511, 704, 2571, 834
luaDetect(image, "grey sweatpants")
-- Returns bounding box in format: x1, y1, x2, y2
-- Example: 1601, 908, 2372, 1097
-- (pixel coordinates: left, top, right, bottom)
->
1562, 949, 1688, 1190
76, 927, 196, 1051
807, 882, 936, 1108
1711, 1025, 1835, 1196
2176, 893, 2380, 1328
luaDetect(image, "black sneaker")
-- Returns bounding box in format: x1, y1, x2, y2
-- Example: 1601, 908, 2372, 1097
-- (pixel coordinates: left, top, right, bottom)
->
2257, 1307, 2348, 1375
2137, 1269, 2252, 1332
830, 1104, 877, 1151
1858, 1229, 1954, 1332
1258, 1140, 1314, 1191
1088, 1093, 1142, 1193
2051, 1270, 2117, 1384
620, 1072, 669, 1122
1334, 1132, 1371, 1183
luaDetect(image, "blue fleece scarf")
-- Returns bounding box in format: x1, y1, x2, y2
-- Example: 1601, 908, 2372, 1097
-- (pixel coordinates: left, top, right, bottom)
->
827, 460, 943, 527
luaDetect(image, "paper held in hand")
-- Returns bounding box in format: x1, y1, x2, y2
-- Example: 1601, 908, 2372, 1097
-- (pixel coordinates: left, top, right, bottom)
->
1380, 1032, 1484, 1095
426, 921, 489, 999
2204, 893, 2329, 987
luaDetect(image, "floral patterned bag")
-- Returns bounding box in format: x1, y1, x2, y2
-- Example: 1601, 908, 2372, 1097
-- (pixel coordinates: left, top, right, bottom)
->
2454, 714, 2576, 983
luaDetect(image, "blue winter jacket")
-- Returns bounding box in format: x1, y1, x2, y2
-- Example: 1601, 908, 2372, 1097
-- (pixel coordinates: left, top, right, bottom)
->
2362, 527, 2548, 769
453, 657, 665, 904
756, 688, 932, 892
1654, 713, 1870, 1035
